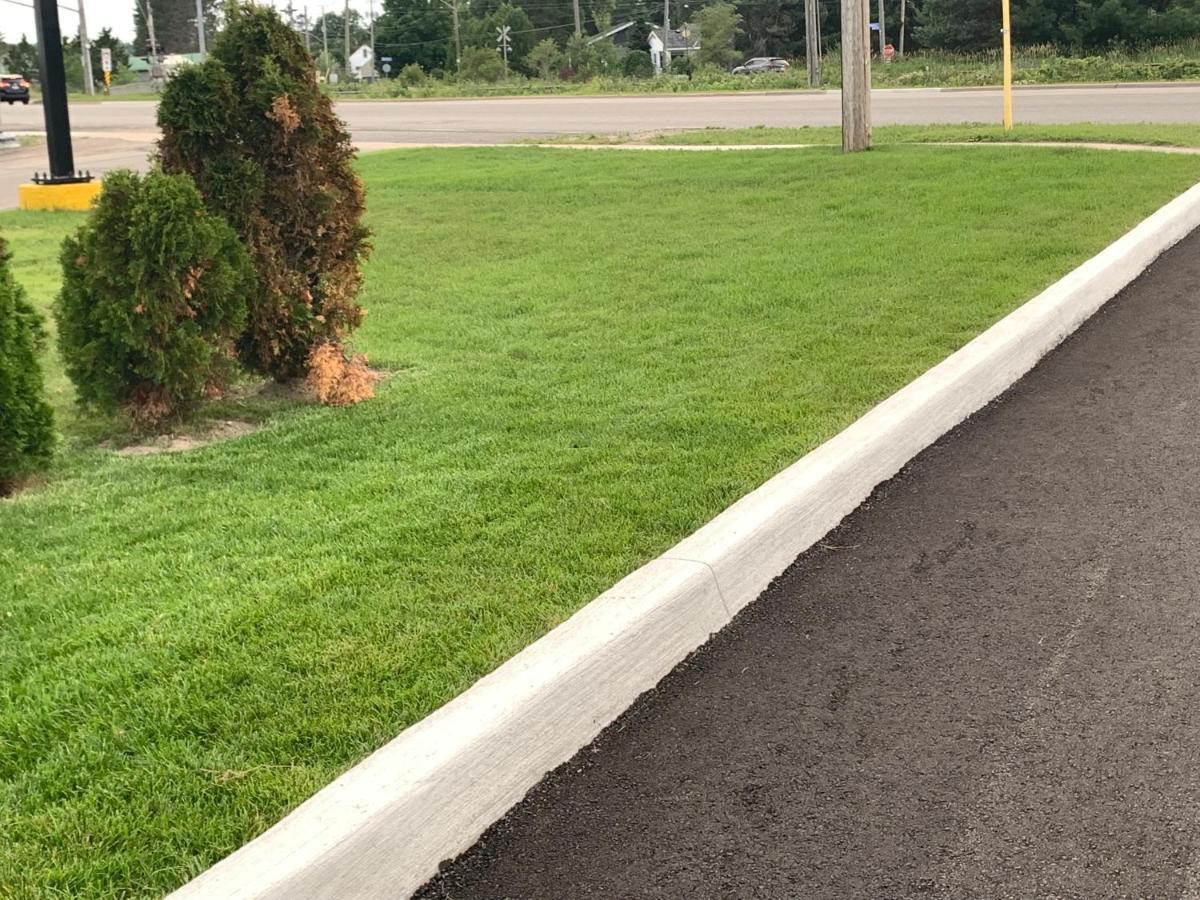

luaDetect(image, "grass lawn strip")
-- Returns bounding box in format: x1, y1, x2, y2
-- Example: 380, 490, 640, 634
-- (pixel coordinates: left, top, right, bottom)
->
645, 122, 1200, 148
3, 145, 1199, 898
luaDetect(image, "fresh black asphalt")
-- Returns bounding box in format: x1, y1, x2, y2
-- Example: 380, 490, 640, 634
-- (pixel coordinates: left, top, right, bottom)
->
417, 228, 1200, 899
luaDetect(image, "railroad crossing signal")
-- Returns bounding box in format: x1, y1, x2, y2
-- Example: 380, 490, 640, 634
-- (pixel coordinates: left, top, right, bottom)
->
496, 24, 511, 78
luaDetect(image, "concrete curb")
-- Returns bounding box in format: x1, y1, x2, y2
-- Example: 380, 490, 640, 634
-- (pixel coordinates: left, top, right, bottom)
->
170, 181, 1200, 900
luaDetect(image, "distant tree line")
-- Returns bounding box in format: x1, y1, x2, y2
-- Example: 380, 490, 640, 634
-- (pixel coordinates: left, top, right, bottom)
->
1, 29, 131, 89
368, 0, 1200, 75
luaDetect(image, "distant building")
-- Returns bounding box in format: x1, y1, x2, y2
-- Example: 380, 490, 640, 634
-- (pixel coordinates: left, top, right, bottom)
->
588, 21, 701, 73
648, 25, 700, 72
128, 53, 204, 82
349, 44, 375, 80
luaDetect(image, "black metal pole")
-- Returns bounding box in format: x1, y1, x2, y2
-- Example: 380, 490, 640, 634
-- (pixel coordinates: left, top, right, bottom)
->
32, 0, 86, 183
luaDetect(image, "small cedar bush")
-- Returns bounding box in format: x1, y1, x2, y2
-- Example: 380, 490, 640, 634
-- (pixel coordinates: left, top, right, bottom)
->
0, 238, 54, 494
54, 170, 252, 428
623, 49, 654, 78
157, 1, 370, 381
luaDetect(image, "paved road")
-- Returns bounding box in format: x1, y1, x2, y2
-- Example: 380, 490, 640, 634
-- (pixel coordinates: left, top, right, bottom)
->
4, 84, 1200, 145
2, 84, 1196, 209
416, 228, 1200, 898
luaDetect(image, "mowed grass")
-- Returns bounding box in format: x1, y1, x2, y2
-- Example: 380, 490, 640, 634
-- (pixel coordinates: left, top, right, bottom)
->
3, 145, 1200, 898
647, 122, 1200, 147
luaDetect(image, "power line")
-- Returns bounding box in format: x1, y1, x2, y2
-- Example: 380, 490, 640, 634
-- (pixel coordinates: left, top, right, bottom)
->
0, 0, 80, 14
373, 14, 609, 48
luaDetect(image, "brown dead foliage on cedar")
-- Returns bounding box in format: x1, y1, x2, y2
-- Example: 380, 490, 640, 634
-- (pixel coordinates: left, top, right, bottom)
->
305, 341, 380, 406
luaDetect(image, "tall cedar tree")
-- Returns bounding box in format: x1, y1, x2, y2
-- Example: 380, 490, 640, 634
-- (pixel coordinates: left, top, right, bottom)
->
0, 238, 54, 494
157, 1, 369, 379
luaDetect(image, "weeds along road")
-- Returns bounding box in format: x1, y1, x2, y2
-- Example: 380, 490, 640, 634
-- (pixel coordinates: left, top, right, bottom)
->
417, 228, 1200, 899
4, 83, 1200, 145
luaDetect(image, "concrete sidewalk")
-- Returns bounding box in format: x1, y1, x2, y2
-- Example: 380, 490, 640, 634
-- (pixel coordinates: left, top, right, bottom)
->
417, 228, 1200, 899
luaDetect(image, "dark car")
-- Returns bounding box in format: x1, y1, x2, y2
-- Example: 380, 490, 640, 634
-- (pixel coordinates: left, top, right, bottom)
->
0, 74, 30, 104
731, 57, 790, 75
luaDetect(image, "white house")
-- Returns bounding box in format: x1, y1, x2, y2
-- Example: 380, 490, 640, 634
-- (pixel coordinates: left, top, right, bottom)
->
648, 25, 700, 73
348, 44, 375, 80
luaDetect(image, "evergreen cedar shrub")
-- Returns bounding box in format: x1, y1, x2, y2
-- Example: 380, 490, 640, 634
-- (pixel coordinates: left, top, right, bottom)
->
157, 1, 370, 381
0, 238, 54, 494
54, 170, 251, 428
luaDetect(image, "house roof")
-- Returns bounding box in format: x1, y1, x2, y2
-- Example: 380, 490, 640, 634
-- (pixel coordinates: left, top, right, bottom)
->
587, 20, 636, 43
128, 53, 204, 72
649, 25, 700, 51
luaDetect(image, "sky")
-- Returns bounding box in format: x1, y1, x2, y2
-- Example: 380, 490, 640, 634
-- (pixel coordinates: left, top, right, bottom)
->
0, 0, 374, 47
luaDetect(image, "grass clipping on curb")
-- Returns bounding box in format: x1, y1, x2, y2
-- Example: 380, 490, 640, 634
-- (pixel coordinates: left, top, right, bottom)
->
3, 144, 1200, 898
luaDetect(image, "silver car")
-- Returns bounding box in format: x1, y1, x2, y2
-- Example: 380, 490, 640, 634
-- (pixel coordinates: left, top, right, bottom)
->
732, 57, 790, 74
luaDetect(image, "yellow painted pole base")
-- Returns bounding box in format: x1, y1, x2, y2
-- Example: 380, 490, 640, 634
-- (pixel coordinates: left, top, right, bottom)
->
18, 181, 101, 211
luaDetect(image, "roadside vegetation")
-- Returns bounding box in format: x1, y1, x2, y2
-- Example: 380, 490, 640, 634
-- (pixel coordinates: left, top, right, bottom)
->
319, 39, 1200, 99
4, 143, 1200, 896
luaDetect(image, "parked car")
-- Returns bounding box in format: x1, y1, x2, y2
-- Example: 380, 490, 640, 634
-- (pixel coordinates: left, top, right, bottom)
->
731, 57, 790, 75
0, 74, 30, 104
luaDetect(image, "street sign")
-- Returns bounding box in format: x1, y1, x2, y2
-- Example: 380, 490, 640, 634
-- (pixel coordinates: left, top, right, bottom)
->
381, 55, 393, 62
100, 47, 112, 73
382, 62, 392, 73
496, 24, 512, 78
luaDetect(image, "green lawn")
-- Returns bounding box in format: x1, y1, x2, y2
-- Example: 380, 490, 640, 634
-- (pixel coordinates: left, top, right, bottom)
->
3, 145, 1200, 898
646, 122, 1200, 147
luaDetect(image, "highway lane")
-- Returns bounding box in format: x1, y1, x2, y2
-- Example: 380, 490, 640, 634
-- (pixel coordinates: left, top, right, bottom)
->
3, 84, 1200, 145
0, 84, 1196, 207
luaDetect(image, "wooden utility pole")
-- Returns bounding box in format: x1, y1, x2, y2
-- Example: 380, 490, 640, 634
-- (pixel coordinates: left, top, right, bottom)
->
343, 0, 351, 79
876, 0, 886, 57
804, 0, 820, 86
77, 0, 94, 95
1001, 0, 1013, 128
661, 0, 671, 72
573, 0, 582, 37
898, 0, 906, 56
196, 0, 207, 53
840, 0, 871, 151
432, 0, 462, 69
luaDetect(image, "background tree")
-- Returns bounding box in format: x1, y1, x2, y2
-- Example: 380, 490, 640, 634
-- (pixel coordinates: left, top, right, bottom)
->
61, 36, 86, 90
306, 8, 371, 68
737, 0, 805, 57
457, 44, 505, 79
526, 37, 564, 77
7, 36, 38, 79
695, 1, 743, 67
622, 47, 654, 74
465, 2, 535, 72
135, 0, 218, 53
375, 0, 452, 72
914, 0, 1000, 50
0, 238, 54, 495
90, 28, 130, 79
591, 0, 618, 33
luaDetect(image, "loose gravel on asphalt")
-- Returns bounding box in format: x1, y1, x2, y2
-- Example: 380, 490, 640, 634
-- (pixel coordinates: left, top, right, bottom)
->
417, 227, 1200, 900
